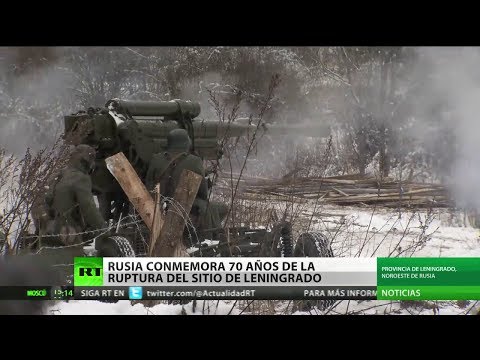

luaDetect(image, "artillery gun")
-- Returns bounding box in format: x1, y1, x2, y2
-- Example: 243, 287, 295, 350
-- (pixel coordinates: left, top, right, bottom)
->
63, 98, 334, 260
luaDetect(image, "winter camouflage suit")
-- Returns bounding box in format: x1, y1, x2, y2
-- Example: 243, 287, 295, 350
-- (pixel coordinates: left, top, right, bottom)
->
146, 129, 228, 242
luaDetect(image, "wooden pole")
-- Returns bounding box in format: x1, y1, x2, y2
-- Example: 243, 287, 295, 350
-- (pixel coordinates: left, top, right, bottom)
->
149, 184, 163, 256
152, 169, 202, 257
105, 153, 202, 258
142, 170, 201, 307
106, 155, 202, 308
105, 152, 160, 231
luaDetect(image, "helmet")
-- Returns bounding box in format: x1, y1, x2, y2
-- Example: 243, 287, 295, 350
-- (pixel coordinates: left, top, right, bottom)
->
70, 144, 96, 174
167, 129, 191, 152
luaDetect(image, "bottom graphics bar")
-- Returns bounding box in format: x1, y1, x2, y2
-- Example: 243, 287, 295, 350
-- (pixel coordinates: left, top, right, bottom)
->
4, 285, 480, 300
0, 286, 377, 300
75, 286, 378, 300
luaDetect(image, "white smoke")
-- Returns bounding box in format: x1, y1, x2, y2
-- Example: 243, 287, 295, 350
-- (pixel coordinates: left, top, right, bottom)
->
0, 48, 73, 154
414, 47, 480, 209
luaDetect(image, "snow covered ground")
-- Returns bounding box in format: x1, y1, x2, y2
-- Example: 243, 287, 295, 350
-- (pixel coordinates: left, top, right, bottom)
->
46, 297, 477, 315
46, 204, 480, 315
47, 299, 242, 315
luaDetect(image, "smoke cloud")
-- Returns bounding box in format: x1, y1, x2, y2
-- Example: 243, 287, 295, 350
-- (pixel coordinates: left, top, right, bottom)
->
0, 47, 73, 154
3, 46, 478, 210
410, 47, 480, 210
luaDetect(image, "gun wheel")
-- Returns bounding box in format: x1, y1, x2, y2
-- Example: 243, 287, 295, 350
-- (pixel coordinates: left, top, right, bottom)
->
294, 232, 335, 312
97, 235, 136, 257
94, 237, 131, 303
294, 232, 334, 258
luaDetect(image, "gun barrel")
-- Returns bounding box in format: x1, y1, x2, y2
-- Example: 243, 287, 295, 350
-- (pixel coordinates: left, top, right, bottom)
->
125, 119, 329, 138
191, 121, 330, 138
106, 99, 201, 118
64, 100, 331, 164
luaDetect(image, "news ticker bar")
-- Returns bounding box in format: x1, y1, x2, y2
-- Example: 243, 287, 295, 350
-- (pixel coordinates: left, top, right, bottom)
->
71, 257, 480, 300
6, 284, 480, 301
75, 286, 376, 300
0, 286, 376, 300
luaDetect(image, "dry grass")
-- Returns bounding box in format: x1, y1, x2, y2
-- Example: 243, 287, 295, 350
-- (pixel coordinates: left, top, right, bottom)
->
0, 138, 74, 253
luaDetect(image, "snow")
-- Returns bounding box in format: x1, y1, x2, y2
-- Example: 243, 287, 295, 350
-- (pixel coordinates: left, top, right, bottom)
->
300, 205, 480, 258
186, 239, 220, 254
48, 300, 240, 315
36, 204, 480, 315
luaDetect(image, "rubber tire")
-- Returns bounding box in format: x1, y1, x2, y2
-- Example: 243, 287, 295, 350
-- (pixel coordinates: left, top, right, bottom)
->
294, 232, 335, 312
97, 236, 136, 258
294, 232, 334, 258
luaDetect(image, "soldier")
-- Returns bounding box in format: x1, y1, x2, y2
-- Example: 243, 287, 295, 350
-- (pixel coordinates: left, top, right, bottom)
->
36, 144, 109, 258
146, 129, 228, 241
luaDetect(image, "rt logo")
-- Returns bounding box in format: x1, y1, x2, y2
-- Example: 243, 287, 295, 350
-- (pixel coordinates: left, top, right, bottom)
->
129, 287, 143, 300
79, 268, 101, 276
